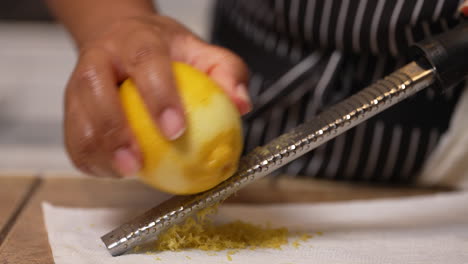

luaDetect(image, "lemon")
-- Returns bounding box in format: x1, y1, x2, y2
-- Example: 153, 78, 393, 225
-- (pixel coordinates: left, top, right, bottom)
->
120, 62, 243, 195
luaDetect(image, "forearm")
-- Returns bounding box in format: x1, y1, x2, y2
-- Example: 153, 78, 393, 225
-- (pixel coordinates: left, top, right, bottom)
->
46, 0, 157, 47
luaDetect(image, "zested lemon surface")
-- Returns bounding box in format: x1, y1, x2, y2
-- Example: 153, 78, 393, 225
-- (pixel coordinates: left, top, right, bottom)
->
120, 62, 243, 194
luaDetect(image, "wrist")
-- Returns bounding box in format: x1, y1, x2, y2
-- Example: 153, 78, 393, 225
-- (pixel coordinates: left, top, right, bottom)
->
47, 0, 157, 48
76, 8, 157, 47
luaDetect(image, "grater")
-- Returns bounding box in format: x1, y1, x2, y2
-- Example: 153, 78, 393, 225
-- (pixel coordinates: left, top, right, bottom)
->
102, 21, 468, 257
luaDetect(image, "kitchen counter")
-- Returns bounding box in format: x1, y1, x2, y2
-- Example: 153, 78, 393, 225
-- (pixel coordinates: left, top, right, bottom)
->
0, 173, 451, 263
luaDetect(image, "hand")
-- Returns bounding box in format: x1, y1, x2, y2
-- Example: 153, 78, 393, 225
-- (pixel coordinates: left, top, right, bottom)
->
64, 15, 251, 178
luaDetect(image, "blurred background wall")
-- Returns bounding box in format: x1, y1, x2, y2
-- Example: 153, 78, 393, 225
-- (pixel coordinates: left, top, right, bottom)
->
0, 0, 214, 172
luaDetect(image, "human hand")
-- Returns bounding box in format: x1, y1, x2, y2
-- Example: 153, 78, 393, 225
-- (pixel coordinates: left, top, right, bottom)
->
64, 15, 251, 178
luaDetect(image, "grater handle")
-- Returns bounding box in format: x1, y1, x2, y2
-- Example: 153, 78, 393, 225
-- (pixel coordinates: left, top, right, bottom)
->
411, 21, 468, 90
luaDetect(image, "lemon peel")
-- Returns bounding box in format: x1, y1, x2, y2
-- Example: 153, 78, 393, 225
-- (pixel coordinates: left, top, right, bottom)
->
120, 62, 243, 194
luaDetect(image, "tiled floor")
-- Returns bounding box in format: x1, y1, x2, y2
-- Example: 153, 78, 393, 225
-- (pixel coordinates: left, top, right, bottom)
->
0, 0, 213, 173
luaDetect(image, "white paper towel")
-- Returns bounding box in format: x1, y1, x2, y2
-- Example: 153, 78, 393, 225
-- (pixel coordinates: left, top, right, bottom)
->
43, 192, 468, 264
419, 86, 468, 188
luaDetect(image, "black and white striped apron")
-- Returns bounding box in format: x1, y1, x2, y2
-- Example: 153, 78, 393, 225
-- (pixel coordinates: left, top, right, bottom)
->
211, 0, 466, 183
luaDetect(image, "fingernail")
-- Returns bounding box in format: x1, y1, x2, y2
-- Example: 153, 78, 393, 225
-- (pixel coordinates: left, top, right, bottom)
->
113, 148, 141, 177
236, 84, 252, 114
159, 108, 186, 140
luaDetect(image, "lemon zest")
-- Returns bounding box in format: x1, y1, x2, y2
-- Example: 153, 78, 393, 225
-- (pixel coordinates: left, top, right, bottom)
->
154, 206, 289, 251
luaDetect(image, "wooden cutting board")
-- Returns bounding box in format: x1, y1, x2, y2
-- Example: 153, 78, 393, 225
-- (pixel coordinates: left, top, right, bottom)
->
0, 174, 452, 264
0, 174, 38, 242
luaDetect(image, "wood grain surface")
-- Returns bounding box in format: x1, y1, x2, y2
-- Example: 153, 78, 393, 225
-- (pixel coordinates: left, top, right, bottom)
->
0, 175, 38, 245
0, 176, 167, 264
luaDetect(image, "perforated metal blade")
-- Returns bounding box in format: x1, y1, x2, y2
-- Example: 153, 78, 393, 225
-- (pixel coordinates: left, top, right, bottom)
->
101, 61, 435, 256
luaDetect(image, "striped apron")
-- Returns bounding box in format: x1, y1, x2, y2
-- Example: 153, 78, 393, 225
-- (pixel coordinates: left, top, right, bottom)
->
211, 0, 466, 183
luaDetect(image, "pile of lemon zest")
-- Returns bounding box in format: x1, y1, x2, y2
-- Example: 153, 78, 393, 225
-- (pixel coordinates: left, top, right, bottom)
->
154, 206, 289, 252
155, 257, 162, 261
290, 232, 314, 249
185, 256, 192, 260
300, 234, 313, 241
227, 249, 239, 261
292, 241, 301, 248
133, 246, 141, 253
316, 231, 323, 236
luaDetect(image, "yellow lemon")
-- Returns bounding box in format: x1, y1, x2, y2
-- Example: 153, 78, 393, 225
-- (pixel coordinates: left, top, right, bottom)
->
120, 62, 243, 195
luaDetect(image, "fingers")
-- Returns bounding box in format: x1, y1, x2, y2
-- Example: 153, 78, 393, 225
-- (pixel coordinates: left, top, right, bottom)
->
123, 31, 186, 140
64, 95, 118, 178
200, 45, 252, 115
180, 38, 252, 115
64, 96, 96, 175
65, 48, 141, 177
64, 15, 250, 179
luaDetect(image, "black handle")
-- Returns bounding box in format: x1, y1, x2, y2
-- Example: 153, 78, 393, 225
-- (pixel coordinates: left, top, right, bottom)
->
411, 21, 468, 90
